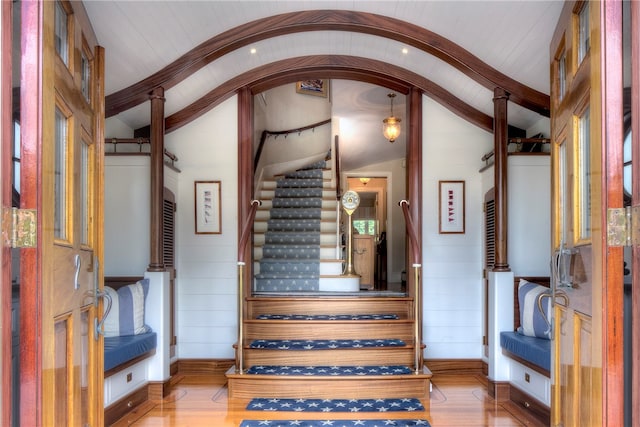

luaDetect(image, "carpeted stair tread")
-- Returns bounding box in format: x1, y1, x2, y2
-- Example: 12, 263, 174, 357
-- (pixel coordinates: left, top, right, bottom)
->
256, 314, 400, 320
249, 339, 406, 350
266, 219, 321, 232
264, 231, 321, 245
284, 168, 325, 179
277, 178, 324, 188
272, 198, 323, 208
261, 246, 320, 259
246, 397, 424, 412
269, 208, 323, 219
274, 187, 324, 198
254, 278, 320, 292
240, 420, 431, 427
245, 365, 413, 376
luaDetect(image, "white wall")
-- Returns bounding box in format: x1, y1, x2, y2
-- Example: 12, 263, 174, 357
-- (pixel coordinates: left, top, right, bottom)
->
103, 93, 550, 362
422, 96, 493, 359
164, 97, 239, 359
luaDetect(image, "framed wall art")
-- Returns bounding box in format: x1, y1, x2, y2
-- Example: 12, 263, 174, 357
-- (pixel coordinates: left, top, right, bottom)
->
438, 180, 465, 234
194, 180, 221, 234
296, 79, 329, 97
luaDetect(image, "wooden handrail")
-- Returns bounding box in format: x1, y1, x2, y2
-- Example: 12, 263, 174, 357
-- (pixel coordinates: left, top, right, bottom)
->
253, 118, 331, 171
236, 199, 261, 374
398, 200, 421, 264
399, 199, 422, 373
237, 199, 261, 262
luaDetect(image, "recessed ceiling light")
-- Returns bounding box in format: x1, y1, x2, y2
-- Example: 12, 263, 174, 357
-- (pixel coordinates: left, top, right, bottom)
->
250, 48, 257, 54
402, 47, 408, 55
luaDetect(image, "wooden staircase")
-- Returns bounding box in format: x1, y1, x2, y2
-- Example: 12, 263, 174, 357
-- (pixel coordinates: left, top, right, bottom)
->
227, 159, 431, 405
226, 296, 432, 403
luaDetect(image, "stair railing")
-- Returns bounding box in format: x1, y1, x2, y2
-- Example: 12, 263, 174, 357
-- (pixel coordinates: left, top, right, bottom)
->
236, 199, 262, 373
398, 200, 422, 374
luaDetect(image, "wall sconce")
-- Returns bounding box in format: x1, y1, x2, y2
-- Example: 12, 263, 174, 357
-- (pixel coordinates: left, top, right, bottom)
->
382, 93, 401, 143
359, 177, 371, 185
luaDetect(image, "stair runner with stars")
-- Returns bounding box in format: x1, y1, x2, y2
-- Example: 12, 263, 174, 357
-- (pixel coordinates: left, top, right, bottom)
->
255, 161, 327, 292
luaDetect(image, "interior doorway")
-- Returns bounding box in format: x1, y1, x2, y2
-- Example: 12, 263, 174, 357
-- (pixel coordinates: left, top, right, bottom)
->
346, 176, 389, 290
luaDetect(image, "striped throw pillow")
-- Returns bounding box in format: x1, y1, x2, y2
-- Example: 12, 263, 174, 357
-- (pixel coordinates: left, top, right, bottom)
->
517, 279, 552, 340
103, 279, 150, 337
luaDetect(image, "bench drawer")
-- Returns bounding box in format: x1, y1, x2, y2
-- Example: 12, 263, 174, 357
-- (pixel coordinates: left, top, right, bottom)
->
509, 359, 550, 406
104, 359, 148, 406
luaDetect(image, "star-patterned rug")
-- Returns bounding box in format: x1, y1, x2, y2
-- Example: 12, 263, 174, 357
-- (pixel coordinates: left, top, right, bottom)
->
239, 420, 432, 426
245, 365, 413, 376
249, 339, 406, 350
246, 398, 424, 412
256, 314, 400, 320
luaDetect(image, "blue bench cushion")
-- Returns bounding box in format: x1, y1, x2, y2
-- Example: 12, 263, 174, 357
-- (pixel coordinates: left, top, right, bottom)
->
500, 331, 550, 372
104, 331, 157, 372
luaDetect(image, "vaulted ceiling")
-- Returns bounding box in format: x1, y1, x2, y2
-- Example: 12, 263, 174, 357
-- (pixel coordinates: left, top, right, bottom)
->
84, 1, 563, 170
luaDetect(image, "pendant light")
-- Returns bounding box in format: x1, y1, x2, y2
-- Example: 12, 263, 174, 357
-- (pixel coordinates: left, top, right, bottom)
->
382, 93, 401, 143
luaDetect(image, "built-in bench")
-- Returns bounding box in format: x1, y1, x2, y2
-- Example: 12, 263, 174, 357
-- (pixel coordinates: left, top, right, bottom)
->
500, 276, 551, 425
103, 276, 158, 426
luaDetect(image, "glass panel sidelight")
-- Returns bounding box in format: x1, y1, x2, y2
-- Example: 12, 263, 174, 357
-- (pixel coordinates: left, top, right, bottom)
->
81, 46, 91, 103
54, 1, 69, 66
54, 107, 68, 240
80, 140, 93, 246
577, 3, 590, 65
577, 107, 591, 241
558, 50, 567, 102
556, 139, 568, 247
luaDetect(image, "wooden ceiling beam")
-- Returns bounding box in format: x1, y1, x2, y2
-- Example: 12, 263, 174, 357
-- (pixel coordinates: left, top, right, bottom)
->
105, 9, 550, 119
163, 55, 494, 135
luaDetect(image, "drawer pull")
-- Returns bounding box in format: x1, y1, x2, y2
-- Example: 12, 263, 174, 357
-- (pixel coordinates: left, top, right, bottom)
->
524, 401, 531, 408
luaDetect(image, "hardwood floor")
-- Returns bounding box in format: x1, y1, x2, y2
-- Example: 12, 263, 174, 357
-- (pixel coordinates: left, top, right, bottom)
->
111, 371, 546, 427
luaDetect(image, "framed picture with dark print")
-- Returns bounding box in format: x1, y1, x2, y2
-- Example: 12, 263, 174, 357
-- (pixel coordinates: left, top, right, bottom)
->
194, 181, 221, 234
296, 79, 329, 97
438, 180, 465, 234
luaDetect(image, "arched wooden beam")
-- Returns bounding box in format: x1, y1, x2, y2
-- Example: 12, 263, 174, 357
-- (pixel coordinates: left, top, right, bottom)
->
165, 55, 494, 134
106, 9, 550, 118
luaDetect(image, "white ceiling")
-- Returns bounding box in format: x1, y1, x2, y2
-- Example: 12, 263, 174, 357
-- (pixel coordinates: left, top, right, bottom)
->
84, 1, 563, 170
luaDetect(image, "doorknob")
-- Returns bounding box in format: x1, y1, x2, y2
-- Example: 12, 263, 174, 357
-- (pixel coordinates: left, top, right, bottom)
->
89, 259, 112, 340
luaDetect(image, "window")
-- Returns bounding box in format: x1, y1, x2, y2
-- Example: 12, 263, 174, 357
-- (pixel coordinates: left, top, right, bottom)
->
55, 1, 69, 66
558, 50, 567, 102
576, 106, 591, 241
54, 107, 69, 240
577, 3, 590, 64
353, 219, 376, 236
81, 43, 92, 102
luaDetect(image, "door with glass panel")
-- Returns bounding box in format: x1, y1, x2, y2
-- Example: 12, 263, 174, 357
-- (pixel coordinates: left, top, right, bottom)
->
37, 1, 105, 425
550, 2, 602, 425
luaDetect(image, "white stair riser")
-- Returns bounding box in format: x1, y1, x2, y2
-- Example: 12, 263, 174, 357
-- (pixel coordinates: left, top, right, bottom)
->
319, 276, 360, 292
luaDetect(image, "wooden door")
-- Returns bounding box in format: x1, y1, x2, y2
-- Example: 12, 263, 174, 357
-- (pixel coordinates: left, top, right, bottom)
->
20, 1, 105, 425
550, 1, 625, 425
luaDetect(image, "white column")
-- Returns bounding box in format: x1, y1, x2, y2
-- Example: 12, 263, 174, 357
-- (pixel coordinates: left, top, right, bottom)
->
144, 271, 171, 381
487, 270, 514, 381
